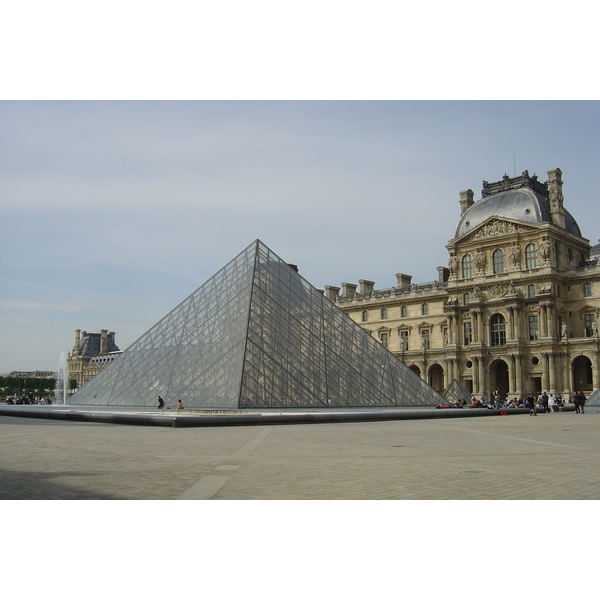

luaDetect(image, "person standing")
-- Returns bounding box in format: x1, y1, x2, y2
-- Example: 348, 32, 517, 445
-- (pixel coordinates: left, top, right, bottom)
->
573, 392, 581, 414
540, 391, 549, 413
494, 389, 501, 409
579, 391, 586, 414
526, 393, 537, 416
549, 394, 558, 413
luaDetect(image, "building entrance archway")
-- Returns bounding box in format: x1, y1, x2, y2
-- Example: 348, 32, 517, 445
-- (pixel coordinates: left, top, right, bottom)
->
490, 359, 509, 399
572, 355, 593, 393
428, 364, 444, 392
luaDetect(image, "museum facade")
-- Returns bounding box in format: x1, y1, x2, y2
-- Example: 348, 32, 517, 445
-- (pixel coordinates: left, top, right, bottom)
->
325, 168, 600, 399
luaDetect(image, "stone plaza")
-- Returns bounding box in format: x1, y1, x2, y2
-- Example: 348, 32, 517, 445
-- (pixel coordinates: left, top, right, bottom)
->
1, 410, 598, 500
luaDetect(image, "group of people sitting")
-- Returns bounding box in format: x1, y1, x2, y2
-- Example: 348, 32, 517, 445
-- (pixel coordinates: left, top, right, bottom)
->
436, 391, 586, 413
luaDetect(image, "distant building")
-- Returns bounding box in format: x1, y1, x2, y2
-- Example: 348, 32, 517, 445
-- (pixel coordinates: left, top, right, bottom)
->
8, 371, 56, 378
67, 329, 121, 388
326, 168, 600, 398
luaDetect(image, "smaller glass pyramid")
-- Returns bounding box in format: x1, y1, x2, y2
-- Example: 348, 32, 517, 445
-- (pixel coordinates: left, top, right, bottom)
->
585, 388, 600, 407
442, 380, 471, 405
69, 240, 445, 409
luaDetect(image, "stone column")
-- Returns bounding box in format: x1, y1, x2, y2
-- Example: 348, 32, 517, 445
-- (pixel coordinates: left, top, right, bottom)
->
515, 354, 524, 395
549, 351, 557, 393
541, 304, 549, 338
472, 357, 479, 394
514, 307, 522, 341
508, 354, 516, 394
593, 349, 600, 391
542, 352, 550, 392
478, 356, 486, 396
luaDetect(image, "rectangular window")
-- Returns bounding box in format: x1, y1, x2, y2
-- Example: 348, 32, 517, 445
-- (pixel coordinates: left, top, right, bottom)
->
380, 332, 388, 347
421, 329, 430, 349
400, 330, 408, 351
584, 314, 595, 337
463, 322, 472, 345
584, 283, 592, 297
401, 306, 407, 318
528, 314, 539, 341
422, 303, 428, 315
463, 293, 470, 306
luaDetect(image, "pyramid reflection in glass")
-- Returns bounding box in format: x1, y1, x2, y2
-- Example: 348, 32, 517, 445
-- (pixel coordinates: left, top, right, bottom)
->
69, 240, 444, 408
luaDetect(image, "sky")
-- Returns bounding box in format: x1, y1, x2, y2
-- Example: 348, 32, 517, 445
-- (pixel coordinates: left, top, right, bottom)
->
1, 100, 600, 372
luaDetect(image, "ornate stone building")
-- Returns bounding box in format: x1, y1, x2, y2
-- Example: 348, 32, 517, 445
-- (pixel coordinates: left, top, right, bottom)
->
67, 329, 121, 388
326, 168, 600, 399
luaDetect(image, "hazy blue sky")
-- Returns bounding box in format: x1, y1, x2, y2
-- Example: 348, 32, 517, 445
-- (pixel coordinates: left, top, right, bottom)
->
1, 100, 599, 372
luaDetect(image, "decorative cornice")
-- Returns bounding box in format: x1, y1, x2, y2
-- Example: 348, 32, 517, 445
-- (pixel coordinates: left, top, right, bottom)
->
482, 170, 548, 198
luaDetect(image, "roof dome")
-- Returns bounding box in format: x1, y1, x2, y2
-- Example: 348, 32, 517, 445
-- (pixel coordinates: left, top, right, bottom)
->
454, 172, 581, 239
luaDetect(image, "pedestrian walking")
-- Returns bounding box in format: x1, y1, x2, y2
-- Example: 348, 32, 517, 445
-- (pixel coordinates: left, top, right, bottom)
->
573, 392, 581, 414
157, 396, 165, 410
526, 393, 537, 416
580, 391, 586, 414
539, 391, 549, 413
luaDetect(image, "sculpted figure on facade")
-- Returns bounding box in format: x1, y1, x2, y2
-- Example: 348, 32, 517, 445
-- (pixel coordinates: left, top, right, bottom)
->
508, 242, 521, 269
448, 253, 458, 277
561, 322, 568, 339
540, 237, 551, 263
474, 248, 486, 272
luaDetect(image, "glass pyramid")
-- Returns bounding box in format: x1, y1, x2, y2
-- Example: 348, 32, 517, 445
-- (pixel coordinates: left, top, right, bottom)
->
442, 380, 471, 405
69, 240, 445, 409
585, 388, 600, 407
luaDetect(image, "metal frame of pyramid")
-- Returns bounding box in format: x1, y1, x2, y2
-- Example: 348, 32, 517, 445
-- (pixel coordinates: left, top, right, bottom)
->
69, 240, 445, 409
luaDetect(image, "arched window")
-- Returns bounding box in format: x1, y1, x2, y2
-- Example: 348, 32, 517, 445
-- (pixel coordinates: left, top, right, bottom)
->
381, 308, 387, 320
525, 243, 538, 269
490, 313, 506, 346
492, 249, 504, 274
462, 254, 473, 278
361, 311, 368, 322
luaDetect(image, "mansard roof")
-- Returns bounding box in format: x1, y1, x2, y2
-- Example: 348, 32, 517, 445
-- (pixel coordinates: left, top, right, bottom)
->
454, 171, 581, 239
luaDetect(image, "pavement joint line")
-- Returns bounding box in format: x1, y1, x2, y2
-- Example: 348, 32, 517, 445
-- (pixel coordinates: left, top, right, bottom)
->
176, 427, 273, 500
434, 423, 588, 450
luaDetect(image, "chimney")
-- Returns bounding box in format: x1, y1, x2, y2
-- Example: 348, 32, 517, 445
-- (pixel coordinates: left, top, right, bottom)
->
324, 285, 341, 302
459, 189, 474, 216
73, 329, 81, 355
100, 329, 108, 355
437, 266, 450, 283
395, 273, 412, 289
547, 168, 565, 229
359, 279, 375, 295
341, 282, 357, 298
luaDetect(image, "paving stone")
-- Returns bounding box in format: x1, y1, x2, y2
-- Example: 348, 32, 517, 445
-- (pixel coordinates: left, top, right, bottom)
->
1, 413, 598, 500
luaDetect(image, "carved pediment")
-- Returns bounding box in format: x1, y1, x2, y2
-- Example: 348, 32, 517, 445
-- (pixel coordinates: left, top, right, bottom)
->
460, 218, 539, 244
